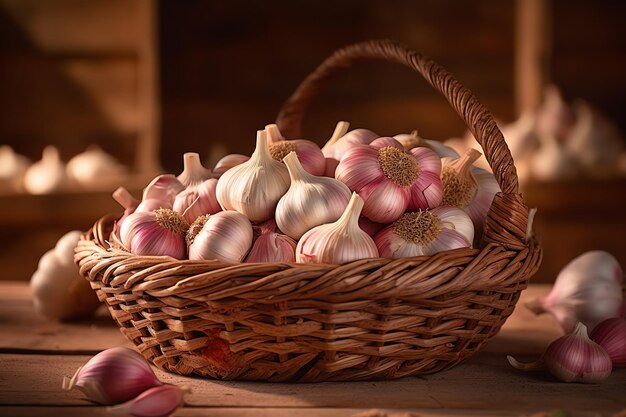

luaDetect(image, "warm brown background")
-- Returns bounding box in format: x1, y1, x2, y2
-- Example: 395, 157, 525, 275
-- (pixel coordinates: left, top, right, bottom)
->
0, 0, 624, 282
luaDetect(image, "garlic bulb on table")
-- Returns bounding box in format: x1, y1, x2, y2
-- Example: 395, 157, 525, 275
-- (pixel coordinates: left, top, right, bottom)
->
591, 318, 626, 368
23, 146, 67, 194
335, 137, 443, 223
245, 220, 296, 263
0, 145, 30, 192
66, 146, 127, 188
216, 130, 290, 222
276, 151, 351, 240
187, 211, 253, 262
296, 192, 379, 264
265, 123, 326, 176
30, 231, 100, 320
374, 207, 474, 258
530, 133, 580, 181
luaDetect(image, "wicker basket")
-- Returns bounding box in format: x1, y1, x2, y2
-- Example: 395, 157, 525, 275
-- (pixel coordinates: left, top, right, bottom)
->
76, 40, 542, 382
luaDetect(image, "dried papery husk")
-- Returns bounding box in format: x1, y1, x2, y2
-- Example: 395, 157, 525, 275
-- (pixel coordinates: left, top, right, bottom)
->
276, 151, 351, 240
335, 137, 442, 223
213, 154, 250, 176
591, 318, 626, 367
296, 192, 379, 264
177, 152, 213, 187
265, 124, 326, 176
188, 211, 253, 262
374, 207, 473, 258
393, 130, 459, 158
173, 178, 221, 223
525, 250, 624, 333
440, 148, 500, 236
120, 208, 188, 259
508, 323, 612, 383
245, 219, 296, 263
216, 130, 290, 222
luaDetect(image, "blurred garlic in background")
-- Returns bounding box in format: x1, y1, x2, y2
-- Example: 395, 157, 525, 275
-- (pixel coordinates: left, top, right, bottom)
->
535, 85, 576, 144
0, 145, 30, 193
66, 146, 128, 189
530, 133, 580, 181
23, 146, 67, 194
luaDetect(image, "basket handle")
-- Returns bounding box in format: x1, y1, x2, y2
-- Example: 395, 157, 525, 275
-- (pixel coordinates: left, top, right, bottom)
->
276, 39, 519, 195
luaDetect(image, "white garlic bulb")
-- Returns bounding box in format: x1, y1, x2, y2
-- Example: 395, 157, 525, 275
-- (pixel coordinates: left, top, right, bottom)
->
66, 146, 127, 188
177, 152, 213, 187
0, 145, 30, 192
530, 134, 580, 181
296, 192, 379, 264
23, 146, 67, 194
276, 151, 351, 240
187, 211, 253, 262
216, 130, 290, 222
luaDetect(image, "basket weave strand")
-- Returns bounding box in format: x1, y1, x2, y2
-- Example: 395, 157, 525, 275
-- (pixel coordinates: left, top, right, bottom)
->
76, 39, 542, 382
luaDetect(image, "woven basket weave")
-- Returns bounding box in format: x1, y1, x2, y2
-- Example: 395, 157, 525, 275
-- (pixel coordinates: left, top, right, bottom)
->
76, 40, 542, 382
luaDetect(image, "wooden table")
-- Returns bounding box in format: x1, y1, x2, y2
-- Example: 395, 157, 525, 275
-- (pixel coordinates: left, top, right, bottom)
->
0, 282, 624, 417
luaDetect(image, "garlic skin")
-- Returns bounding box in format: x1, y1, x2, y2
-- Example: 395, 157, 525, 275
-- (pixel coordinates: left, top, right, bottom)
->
590, 318, 626, 368
265, 123, 326, 176
108, 384, 188, 417
216, 130, 290, 222
335, 138, 443, 223
173, 178, 221, 223
62, 347, 161, 405
0, 145, 30, 192
508, 322, 612, 383
177, 152, 213, 187
188, 211, 253, 262
358, 217, 385, 238
30, 231, 100, 320
245, 220, 296, 263
526, 250, 624, 333
393, 130, 459, 158
296, 192, 379, 264
213, 154, 250, 176
440, 149, 501, 235
323, 127, 379, 177
276, 151, 351, 240
140, 174, 185, 211
66, 146, 127, 188
120, 209, 188, 259
374, 207, 474, 258
112, 187, 140, 239
23, 146, 67, 194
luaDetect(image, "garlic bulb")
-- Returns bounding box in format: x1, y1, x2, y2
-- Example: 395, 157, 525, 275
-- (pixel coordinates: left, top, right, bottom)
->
62, 347, 161, 405
526, 250, 624, 333
66, 146, 127, 188
23, 146, 67, 194
177, 152, 213, 187
108, 384, 189, 417
173, 178, 221, 223
245, 220, 296, 263
265, 123, 326, 176
393, 130, 459, 158
535, 85, 576, 143
440, 149, 500, 235
30, 231, 100, 320
136, 174, 185, 212
530, 134, 580, 181
374, 207, 474, 258
213, 154, 250, 176
216, 130, 290, 222
590, 318, 626, 367
323, 126, 379, 177
120, 209, 189, 259
296, 192, 379, 264
358, 217, 385, 238
112, 187, 140, 238
335, 137, 443, 223
276, 151, 351, 240
0, 145, 30, 192
188, 211, 253, 262
508, 322, 612, 383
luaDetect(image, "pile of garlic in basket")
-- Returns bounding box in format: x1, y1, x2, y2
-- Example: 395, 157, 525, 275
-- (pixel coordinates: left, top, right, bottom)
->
112, 122, 501, 264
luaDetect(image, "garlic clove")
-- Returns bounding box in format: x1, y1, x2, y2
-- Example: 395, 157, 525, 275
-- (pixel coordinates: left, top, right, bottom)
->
62, 347, 161, 405
276, 151, 351, 240
213, 154, 250, 176
358, 178, 410, 224
23, 146, 67, 194
173, 178, 221, 223
296, 192, 379, 264
590, 318, 626, 367
188, 211, 253, 262
120, 209, 189, 259
216, 130, 290, 222
335, 145, 384, 190
108, 384, 188, 417
177, 152, 212, 187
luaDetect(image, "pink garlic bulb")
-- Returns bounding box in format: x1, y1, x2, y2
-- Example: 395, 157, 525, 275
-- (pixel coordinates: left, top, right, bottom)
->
112, 187, 139, 238
591, 318, 626, 367
323, 126, 379, 177
526, 250, 624, 333
120, 208, 188, 259
245, 220, 296, 263
173, 178, 221, 223
335, 137, 443, 223
138, 174, 185, 212
213, 154, 250, 177
187, 211, 253, 262
108, 384, 189, 417
358, 217, 385, 238
374, 207, 474, 258
265, 124, 326, 176
393, 130, 459, 158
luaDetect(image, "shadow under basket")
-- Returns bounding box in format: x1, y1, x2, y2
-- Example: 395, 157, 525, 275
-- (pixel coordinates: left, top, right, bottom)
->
75, 40, 542, 382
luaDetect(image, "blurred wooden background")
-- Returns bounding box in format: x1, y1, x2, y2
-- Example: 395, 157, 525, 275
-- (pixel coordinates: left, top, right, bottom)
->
0, 0, 624, 283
